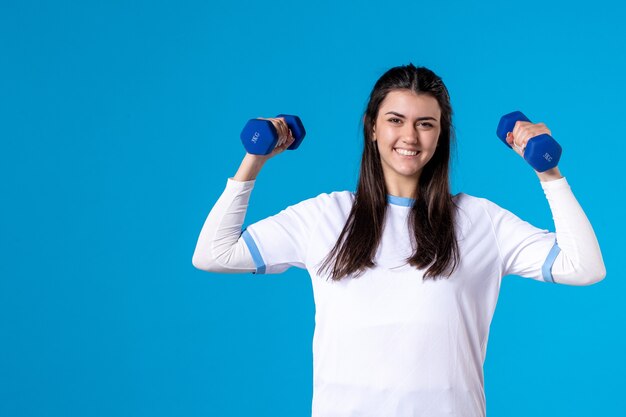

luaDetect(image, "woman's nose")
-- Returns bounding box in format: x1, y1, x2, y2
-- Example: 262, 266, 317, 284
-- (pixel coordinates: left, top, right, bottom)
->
402, 126, 419, 142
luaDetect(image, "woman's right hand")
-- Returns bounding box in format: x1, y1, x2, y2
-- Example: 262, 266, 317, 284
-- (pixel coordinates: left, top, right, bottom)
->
247, 116, 296, 161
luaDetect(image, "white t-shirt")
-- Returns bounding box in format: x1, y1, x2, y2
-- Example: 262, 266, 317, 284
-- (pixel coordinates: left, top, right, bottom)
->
192, 176, 605, 417
241, 189, 557, 417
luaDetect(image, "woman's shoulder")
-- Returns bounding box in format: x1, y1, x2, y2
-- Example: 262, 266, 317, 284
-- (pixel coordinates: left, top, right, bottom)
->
316, 190, 355, 212
299, 189, 354, 203
275, 190, 353, 228
284, 189, 354, 215
453, 189, 507, 204
452, 191, 504, 216
452, 191, 489, 206
452, 191, 515, 225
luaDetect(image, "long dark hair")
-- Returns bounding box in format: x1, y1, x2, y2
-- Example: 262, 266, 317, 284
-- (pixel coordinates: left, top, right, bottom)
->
316, 63, 460, 281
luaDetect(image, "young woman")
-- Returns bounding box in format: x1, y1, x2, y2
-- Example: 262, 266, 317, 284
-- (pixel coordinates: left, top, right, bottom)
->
192, 64, 605, 417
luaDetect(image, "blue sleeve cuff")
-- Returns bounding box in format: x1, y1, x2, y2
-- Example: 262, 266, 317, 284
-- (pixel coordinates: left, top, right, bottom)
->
541, 241, 561, 283
241, 228, 266, 275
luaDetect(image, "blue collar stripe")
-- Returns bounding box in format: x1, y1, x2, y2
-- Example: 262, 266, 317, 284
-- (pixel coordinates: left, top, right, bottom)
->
387, 195, 415, 207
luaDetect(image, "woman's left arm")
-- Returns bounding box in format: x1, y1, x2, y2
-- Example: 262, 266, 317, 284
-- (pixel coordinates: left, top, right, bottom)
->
507, 122, 607, 285
536, 169, 606, 285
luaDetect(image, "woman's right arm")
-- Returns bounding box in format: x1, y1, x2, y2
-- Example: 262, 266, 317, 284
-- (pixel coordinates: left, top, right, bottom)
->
191, 118, 295, 273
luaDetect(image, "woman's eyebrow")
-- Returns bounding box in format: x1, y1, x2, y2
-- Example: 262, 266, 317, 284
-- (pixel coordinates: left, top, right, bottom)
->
384, 111, 437, 121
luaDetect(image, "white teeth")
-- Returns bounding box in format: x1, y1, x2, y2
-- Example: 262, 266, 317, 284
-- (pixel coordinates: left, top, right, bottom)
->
395, 148, 418, 156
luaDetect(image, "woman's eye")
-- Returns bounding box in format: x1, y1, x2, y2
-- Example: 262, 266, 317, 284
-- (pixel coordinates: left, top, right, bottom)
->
388, 119, 433, 127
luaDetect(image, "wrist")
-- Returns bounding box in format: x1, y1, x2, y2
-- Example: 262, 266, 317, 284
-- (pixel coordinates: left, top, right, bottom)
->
233, 153, 267, 182
535, 166, 563, 182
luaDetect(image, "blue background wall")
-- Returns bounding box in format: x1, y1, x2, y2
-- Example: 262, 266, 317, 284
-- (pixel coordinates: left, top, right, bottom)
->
1, 1, 624, 416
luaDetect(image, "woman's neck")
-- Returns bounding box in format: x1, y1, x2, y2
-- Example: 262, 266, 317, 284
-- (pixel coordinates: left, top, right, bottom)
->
385, 177, 419, 199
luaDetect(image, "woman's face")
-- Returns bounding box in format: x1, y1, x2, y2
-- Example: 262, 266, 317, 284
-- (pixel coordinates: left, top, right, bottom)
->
372, 89, 441, 187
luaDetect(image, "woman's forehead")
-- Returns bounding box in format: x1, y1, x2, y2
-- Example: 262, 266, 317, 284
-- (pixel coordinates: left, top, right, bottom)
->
379, 90, 440, 118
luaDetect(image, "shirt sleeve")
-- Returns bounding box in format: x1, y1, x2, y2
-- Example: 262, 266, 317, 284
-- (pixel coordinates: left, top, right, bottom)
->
538, 177, 606, 285
481, 177, 606, 285
191, 178, 258, 274
241, 192, 326, 275
482, 196, 558, 283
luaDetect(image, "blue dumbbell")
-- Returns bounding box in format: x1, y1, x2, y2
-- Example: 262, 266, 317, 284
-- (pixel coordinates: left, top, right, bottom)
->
240, 114, 306, 155
496, 111, 562, 172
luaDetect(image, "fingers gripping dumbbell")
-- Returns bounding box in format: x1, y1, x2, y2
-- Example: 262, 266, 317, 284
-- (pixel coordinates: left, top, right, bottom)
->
496, 111, 562, 172
240, 114, 306, 155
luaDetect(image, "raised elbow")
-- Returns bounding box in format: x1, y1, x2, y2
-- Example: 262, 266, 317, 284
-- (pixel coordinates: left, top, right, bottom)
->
192, 252, 213, 272
567, 262, 606, 286
553, 248, 606, 286
192, 255, 203, 270
580, 264, 606, 286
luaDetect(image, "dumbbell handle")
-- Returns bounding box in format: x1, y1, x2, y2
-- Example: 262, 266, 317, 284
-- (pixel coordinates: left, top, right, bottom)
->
496, 111, 562, 172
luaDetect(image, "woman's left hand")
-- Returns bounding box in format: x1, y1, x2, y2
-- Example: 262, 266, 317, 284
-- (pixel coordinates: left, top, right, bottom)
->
505, 120, 552, 158
505, 120, 563, 181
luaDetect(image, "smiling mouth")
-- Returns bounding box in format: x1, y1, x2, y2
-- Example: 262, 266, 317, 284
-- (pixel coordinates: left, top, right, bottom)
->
394, 148, 420, 157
